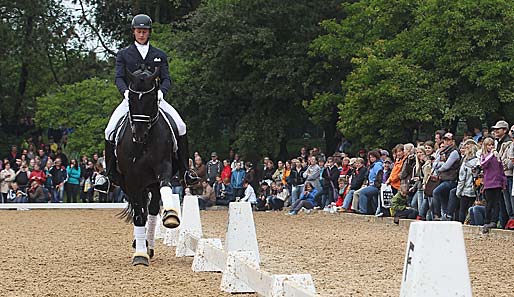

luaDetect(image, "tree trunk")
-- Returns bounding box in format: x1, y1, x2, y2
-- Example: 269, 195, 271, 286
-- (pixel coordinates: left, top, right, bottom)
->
277, 135, 289, 162
323, 106, 339, 157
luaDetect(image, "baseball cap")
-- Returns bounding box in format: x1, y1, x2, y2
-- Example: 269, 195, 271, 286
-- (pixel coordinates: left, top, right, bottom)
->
491, 120, 509, 130
380, 149, 389, 156
443, 132, 453, 140
211, 152, 217, 157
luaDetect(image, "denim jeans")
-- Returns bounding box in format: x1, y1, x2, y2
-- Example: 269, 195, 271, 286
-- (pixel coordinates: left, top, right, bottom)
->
432, 180, 457, 217
342, 190, 355, 209
469, 205, 486, 226
172, 185, 184, 204
410, 190, 424, 211
52, 186, 64, 203
290, 185, 304, 207
358, 186, 379, 214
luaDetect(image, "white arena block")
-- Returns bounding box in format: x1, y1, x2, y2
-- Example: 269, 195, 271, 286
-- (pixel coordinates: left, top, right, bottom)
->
400, 222, 472, 297
180, 195, 203, 234
225, 202, 260, 263
163, 228, 180, 247
176, 229, 200, 257
192, 238, 224, 272
155, 213, 165, 239
273, 274, 316, 297
162, 193, 182, 246
221, 251, 260, 294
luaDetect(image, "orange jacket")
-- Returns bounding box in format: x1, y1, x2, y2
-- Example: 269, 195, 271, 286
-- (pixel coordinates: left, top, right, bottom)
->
387, 156, 406, 190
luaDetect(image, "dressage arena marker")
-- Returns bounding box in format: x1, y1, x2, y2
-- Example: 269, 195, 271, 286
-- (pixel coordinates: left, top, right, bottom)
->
162, 198, 317, 296
175, 195, 203, 257
400, 221, 472, 297
162, 194, 181, 246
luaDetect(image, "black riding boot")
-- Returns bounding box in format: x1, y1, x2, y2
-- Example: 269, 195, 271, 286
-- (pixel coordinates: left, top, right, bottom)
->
176, 134, 196, 185
105, 140, 119, 185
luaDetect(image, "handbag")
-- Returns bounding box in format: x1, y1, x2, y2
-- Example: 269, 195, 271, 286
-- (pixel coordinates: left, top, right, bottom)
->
424, 175, 440, 197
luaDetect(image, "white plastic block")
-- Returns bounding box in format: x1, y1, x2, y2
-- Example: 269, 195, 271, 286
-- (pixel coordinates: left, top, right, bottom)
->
400, 222, 472, 297
155, 213, 165, 240
225, 202, 260, 263
280, 275, 317, 297
192, 238, 224, 272
176, 229, 201, 257
220, 251, 259, 293
163, 228, 180, 246
180, 195, 202, 234
162, 193, 182, 246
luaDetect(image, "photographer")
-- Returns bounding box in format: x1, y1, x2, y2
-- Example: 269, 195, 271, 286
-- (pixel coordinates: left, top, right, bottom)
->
27, 180, 47, 203
15, 161, 30, 193
0, 161, 16, 203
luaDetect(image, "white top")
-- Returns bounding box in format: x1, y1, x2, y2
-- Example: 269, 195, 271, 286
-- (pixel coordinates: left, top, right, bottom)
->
241, 185, 257, 204
135, 41, 149, 60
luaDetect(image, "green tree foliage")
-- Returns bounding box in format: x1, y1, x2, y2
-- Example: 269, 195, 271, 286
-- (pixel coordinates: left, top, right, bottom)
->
309, 0, 514, 149
169, 0, 343, 159
0, 0, 109, 128
35, 78, 119, 156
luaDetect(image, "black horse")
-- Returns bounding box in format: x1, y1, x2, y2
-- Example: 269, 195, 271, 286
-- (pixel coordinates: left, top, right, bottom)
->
115, 67, 181, 266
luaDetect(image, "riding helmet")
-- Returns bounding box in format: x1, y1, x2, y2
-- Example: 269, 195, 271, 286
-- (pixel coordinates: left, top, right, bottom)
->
131, 14, 152, 29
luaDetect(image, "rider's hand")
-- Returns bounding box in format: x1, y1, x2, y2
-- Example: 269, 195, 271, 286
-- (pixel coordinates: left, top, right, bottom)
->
157, 90, 164, 101
124, 90, 129, 100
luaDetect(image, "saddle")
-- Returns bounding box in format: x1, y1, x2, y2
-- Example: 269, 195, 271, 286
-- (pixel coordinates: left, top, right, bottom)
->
113, 109, 179, 153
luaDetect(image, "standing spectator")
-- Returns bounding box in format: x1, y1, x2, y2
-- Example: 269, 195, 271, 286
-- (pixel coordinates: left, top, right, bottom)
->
303, 156, 321, 191
287, 158, 306, 207
81, 161, 94, 203
261, 160, 275, 185
0, 162, 16, 203
339, 157, 351, 177
287, 182, 318, 215
221, 159, 232, 181
231, 162, 246, 199
281, 160, 292, 187
320, 157, 341, 208
432, 133, 461, 220
14, 161, 30, 193
244, 162, 258, 192
480, 137, 506, 233
29, 163, 46, 186
450, 139, 480, 223
298, 147, 309, 160
191, 156, 206, 195
491, 120, 512, 227
272, 160, 285, 183
65, 159, 81, 203
43, 159, 54, 199
55, 147, 69, 167
230, 153, 242, 171
206, 152, 222, 186
49, 158, 67, 203
386, 144, 406, 194
6, 145, 20, 171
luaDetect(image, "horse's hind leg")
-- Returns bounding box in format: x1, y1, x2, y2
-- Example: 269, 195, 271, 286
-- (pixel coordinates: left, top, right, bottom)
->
145, 186, 161, 259
132, 194, 150, 266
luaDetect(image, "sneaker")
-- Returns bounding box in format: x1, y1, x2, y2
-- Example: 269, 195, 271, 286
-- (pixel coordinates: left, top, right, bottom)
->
304, 209, 312, 214
286, 211, 297, 216
375, 212, 384, 217
482, 224, 490, 234
323, 206, 331, 212
313, 206, 321, 210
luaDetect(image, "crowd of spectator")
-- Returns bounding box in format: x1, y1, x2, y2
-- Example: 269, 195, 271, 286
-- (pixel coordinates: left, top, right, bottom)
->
2, 122, 514, 233
183, 122, 514, 233
0, 136, 122, 204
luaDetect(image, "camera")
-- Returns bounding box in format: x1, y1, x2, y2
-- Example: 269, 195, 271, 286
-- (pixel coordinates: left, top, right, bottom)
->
471, 165, 482, 178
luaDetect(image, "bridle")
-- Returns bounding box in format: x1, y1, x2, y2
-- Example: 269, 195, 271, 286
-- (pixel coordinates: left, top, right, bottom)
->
127, 81, 160, 144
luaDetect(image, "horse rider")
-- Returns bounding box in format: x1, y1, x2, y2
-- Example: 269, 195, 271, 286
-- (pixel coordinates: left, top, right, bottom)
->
104, 14, 190, 185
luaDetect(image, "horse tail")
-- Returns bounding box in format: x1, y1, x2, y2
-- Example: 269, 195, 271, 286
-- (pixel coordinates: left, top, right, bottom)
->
117, 202, 135, 223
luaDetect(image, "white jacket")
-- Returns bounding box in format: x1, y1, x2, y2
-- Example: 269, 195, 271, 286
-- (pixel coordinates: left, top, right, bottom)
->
456, 156, 479, 198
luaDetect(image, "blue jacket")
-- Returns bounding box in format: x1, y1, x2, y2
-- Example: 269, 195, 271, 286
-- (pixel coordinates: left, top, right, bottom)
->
300, 188, 318, 205
66, 166, 81, 185
115, 43, 171, 96
231, 168, 246, 189
368, 160, 383, 184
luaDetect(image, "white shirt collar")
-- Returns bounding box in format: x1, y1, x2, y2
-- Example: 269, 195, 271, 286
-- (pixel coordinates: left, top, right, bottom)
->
134, 41, 149, 60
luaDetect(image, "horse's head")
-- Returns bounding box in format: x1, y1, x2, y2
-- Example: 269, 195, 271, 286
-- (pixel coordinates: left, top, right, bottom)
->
127, 67, 160, 144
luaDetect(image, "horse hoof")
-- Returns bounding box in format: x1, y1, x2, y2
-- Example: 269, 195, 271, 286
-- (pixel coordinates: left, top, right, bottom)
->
162, 209, 180, 229
132, 254, 149, 266
148, 249, 154, 259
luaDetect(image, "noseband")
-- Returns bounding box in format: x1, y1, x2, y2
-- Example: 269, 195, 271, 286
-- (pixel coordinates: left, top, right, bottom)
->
128, 83, 160, 144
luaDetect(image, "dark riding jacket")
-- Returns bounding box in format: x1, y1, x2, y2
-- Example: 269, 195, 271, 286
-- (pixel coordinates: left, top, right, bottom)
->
115, 43, 171, 96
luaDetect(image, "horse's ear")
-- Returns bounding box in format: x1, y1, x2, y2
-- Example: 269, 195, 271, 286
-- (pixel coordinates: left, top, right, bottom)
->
148, 67, 160, 82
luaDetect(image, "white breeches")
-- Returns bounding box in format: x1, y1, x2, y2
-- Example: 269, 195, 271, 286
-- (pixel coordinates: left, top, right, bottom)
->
104, 99, 186, 140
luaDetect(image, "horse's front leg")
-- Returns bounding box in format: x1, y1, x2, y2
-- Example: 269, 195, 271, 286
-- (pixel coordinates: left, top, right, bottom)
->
145, 185, 161, 259
159, 161, 181, 229
132, 193, 150, 266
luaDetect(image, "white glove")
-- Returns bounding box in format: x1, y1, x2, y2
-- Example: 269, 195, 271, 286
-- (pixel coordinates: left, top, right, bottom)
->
124, 90, 129, 100
157, 89, 164, 101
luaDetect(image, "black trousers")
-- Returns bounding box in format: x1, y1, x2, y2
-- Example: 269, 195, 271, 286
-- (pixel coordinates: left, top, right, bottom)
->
484, 188, 502, 225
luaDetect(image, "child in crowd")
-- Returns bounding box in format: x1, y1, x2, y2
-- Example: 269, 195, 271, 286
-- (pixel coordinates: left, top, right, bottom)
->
480, 137, 506, 233
240, 179, 257, 205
